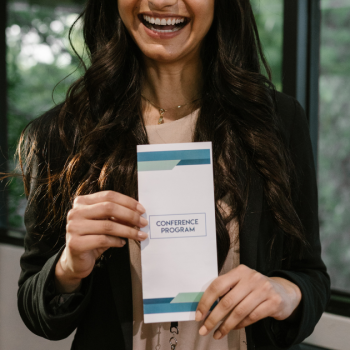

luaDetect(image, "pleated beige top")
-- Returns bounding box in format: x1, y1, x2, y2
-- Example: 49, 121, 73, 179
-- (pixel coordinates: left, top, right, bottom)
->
129, 109, 248, 350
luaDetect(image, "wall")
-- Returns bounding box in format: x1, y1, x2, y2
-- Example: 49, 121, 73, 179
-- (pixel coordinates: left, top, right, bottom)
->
0, 243, 74, 350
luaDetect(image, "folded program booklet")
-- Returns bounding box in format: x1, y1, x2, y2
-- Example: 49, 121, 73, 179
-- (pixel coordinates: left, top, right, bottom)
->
137, 142, 218, 323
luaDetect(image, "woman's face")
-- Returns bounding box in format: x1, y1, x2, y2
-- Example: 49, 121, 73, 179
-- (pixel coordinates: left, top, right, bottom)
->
118, 0, 215, 63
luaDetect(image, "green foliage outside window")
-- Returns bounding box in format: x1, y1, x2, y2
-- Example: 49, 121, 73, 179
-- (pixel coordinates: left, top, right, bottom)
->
251, 0, 283, 90
6, 2, 84, 229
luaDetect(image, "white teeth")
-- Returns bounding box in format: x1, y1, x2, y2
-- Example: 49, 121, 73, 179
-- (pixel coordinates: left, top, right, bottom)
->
142, 15, 186, 26
149, 27, 182, 33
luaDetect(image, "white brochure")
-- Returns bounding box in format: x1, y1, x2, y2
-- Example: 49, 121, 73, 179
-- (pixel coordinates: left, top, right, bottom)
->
137, 142, 218, 323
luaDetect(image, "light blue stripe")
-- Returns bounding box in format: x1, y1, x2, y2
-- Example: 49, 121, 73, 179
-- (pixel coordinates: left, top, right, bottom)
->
170, 292, 204, 303
137, 149, 210, 162
138, 160, 180, 171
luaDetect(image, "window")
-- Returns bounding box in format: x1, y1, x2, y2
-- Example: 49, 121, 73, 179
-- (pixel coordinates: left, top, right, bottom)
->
251, 0, 283, 90
5, 0, 84, 238
319, 0, 350, 293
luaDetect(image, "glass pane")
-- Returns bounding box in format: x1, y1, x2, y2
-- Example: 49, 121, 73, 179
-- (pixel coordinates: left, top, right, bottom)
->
251, 0, 283, 91
6, 0, 84, 234
319, 1, 350, 292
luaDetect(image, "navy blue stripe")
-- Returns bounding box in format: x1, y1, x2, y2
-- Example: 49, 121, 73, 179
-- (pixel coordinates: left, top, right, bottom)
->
143, 298, 174, 305
177, 159, 210, 166
137, 149, 210, 162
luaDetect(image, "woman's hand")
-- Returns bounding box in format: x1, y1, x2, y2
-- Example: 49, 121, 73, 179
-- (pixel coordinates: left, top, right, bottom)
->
54, 191, 148, 293
195, 265, 302, 340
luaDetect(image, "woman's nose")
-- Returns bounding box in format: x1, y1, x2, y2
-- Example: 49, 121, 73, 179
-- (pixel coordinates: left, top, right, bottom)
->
148, 0, 178, 10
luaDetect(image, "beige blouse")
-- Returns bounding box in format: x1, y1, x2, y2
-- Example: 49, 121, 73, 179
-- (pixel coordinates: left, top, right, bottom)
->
129, 109, 247, 350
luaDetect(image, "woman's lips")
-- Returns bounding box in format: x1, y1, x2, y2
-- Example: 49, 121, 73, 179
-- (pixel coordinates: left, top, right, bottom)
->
139, 14, 190, 40
142, 23, 186, 39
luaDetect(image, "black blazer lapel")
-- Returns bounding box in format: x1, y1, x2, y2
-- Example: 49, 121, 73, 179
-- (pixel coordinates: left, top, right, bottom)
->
107, 243, 133, 350
239, 169, 264, 350
239, 168, 263, 271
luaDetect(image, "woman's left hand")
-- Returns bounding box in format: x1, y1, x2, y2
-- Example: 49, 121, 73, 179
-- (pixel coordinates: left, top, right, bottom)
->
195, 264, 302, 340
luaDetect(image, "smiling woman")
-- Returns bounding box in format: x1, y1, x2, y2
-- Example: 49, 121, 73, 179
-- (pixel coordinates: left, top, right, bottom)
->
1, 0, 330, 349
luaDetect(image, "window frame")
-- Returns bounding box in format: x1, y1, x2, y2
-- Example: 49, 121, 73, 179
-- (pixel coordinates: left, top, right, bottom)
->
282, 0, 320, 167
281, 0, 350, 323
0, 0, 8, 237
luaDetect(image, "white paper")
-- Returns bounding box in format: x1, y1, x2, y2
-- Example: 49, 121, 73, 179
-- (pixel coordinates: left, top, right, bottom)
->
137, 142, 218, 323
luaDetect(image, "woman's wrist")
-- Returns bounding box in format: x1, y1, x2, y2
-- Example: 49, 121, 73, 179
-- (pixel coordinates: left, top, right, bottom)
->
54, 254, 82, 294
270, 276, 302, 323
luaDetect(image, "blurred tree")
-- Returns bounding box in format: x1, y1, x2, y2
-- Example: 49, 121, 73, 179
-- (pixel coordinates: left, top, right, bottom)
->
7, 1, 84, 228
251, 0, 283, 90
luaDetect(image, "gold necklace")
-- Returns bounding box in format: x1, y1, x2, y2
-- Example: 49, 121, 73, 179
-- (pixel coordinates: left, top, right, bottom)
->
141, 95, 201, 125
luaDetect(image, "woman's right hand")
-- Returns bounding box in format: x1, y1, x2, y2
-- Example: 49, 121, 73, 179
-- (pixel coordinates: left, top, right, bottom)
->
54, 190, 148, 293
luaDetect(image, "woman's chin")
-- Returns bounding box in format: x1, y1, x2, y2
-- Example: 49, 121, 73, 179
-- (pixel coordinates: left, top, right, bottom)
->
139, 45, 189, 64
143, 50, 181, 63
133, 25, 194, 64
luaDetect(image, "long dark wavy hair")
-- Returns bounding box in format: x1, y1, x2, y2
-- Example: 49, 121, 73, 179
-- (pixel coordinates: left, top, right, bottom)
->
6, 0, 306, 272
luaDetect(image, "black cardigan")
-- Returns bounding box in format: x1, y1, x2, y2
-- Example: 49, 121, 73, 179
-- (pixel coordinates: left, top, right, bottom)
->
17, 91, 330, 350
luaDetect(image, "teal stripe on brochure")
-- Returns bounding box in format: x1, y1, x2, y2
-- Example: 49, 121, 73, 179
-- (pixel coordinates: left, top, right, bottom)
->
142, 296, 218, 314
137, 160, 180, 172
137, 149, 210, 162
144, 302, 199, 314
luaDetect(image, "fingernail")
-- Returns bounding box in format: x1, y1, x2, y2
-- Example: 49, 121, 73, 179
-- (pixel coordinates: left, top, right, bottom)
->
140, 217, 148, 226
199, 325, 208, 336
195, 310, 202, 322
138, 231, 148, 239
121, 239, 126, 245
136, 203, 146, 214
214, 330, 222, 340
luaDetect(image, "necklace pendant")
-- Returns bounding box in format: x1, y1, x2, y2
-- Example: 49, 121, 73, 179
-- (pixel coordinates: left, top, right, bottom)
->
158, 108, 165, 124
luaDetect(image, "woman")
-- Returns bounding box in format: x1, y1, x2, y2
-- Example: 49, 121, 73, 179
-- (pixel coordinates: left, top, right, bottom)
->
13, 0, 330, 349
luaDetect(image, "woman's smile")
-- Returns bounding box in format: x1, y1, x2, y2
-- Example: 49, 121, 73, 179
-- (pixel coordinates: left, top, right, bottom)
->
138, 12, 191, 39
118, 0, 214, 62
